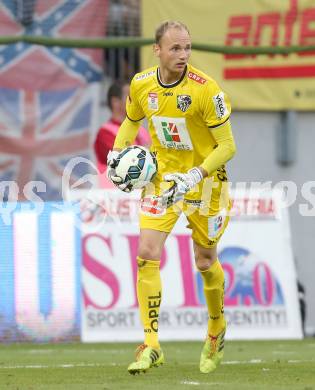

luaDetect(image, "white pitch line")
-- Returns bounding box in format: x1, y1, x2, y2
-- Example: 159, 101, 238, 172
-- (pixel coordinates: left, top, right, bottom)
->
25, 349, 128, 355
223, 359, 262, 365
180, 381, 222, 386
0, 362, 119, 369
177, 359, 315, 367
180, 382, 200, 386
0, 359, 313, 370
222, 359, 314, 365
27, 349, 55, 354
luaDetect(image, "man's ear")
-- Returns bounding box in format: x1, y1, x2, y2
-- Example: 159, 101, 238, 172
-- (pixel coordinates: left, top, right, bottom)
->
153, 43, 160, 58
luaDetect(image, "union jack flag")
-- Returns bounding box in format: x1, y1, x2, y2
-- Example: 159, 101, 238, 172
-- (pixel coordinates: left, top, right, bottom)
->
0, 0, 108, 200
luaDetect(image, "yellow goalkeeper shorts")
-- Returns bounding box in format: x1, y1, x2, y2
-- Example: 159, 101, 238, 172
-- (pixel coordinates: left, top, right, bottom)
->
139, 196, 230, 248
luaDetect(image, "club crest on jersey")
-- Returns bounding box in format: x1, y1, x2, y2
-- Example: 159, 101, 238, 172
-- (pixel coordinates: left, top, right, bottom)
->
177, 95, 192, 112
148, 92, 158, 110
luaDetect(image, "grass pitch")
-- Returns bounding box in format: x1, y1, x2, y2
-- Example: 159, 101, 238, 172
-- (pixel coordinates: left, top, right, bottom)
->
0, 339, 314, 390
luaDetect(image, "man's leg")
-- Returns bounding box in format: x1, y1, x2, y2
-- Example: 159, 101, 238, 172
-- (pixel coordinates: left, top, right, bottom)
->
194, 244, 226, 335
137, 229, 168, 348
128, 228, 168, 374
194, 243, 226, 373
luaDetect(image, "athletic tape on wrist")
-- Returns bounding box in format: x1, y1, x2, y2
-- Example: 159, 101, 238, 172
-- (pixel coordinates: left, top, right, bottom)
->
189, 167, 203, 184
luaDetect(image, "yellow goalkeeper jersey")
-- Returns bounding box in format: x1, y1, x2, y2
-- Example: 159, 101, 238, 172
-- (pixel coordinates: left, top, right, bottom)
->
126, 63, 231, 209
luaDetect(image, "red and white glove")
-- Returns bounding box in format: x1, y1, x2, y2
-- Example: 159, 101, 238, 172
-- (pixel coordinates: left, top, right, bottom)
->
106, 150, 133, 192
162, 167, 203, 208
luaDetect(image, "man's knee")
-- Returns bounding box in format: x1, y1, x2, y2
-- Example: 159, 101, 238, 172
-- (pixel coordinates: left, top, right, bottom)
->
138, 241, 161, 260
138, 229, 168, 260
196, 256, 217, 271
194, 244, 217, 271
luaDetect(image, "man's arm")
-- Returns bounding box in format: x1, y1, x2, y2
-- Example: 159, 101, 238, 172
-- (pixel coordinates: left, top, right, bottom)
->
199, 120, 236, 177
162, 120, 236, 207
112, 75, 145, 151
107, 117, 142, 192
112, 117, 142, 151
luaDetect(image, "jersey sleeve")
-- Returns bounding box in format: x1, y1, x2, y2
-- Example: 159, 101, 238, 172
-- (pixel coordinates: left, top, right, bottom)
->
200, 81, 231, 128
126, 77, 145, 122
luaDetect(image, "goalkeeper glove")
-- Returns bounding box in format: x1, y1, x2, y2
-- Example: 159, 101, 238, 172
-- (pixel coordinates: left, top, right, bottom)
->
107, 150, 133, 192
162, 167, 204, 208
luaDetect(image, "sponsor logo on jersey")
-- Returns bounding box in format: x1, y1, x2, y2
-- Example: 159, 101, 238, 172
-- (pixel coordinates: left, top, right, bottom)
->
184, 199, 204, 208
135, 70, 156, 81
177, 95, 192, 112
140, 195, 166, 216
208, 208, 227, 238
151, 116, 193, 150
188, 71, 207, 84
213, 92, 229, 119
161, 121, 181, 142
148, 92, 158, 110
163, 92, 173, 96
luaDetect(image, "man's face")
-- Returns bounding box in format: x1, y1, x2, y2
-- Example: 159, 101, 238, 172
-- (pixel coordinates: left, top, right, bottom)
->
154, 27, 191, 75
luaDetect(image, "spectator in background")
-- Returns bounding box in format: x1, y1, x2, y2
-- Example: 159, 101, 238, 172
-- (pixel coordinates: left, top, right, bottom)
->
94, 80, 150, 187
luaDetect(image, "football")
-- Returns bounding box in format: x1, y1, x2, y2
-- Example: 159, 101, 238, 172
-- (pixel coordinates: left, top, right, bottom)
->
114, 145, 158, 190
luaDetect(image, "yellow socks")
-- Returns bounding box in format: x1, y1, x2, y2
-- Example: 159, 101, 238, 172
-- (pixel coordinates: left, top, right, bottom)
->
136, 256, 224, 345
199, 259, 225, 336
136, 257, 162, 349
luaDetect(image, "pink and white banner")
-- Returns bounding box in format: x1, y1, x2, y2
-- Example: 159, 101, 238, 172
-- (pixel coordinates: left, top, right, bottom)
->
74, 189, 303, 341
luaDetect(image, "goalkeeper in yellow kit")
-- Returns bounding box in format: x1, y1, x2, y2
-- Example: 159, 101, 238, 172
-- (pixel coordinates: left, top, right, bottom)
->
107, 21, 236, 375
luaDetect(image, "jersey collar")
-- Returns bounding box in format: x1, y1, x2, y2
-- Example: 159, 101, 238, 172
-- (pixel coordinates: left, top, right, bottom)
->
157, 66, 187, 88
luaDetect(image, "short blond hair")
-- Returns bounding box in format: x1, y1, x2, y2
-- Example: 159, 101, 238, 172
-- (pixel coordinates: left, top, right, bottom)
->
155, 21, 190, 44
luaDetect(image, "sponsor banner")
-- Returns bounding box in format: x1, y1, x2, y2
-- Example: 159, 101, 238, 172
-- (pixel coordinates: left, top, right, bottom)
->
141, 0, 315, 110
78, 189, 302, 341
0, 202, 81, 342
84, 307, 289, 342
